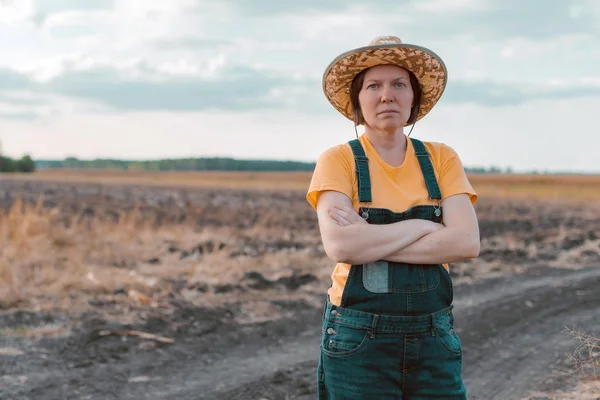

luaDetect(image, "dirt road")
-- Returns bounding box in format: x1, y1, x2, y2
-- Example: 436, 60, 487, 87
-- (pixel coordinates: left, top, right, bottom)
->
209, 265, 600, 400
2, 265, 598, 400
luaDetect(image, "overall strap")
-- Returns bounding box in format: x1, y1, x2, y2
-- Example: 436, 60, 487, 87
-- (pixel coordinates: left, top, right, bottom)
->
410, 138, 442, 200
348, 139, 372, 203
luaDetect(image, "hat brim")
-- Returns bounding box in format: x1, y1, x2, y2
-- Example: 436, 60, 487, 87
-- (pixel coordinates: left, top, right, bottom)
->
322, 43, 447, 125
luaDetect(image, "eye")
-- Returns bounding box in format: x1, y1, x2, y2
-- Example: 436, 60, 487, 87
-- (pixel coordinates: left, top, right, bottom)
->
395, 82, 405, 88
366, 83, 379, 89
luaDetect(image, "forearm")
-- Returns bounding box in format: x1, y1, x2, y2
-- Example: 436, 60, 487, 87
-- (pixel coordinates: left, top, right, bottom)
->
329, 219, 433, 265
384, 226, 480, 264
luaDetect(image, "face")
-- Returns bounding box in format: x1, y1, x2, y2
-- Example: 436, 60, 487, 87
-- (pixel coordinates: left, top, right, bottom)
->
357, 64, 414, 131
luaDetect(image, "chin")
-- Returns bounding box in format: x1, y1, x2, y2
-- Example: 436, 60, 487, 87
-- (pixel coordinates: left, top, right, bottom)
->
376, 115, 405, 125
376, 121, 405, 131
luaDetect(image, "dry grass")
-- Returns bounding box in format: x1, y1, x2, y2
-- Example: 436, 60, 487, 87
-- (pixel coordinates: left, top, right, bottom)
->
521, 316, 600, 399
1, 196, 191, 310
3, 169, 600, 200
550, 327, 600, 399
0, 193, 329, 317
565, 327, 600, 377
1, 170, 599, 312
1, 171, 599, 307
526, 378, 600, 400
468, 174, 600, 201
0, 169, 313, 190
481, 315, 600, 400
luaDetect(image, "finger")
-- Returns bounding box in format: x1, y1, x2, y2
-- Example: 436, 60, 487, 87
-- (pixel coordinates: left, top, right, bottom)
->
328, 210, 346, 223
342, 209, 361, 222
337, 214, 349, 225
331, 205, 346, 215
338, 211, 358, 224
329, 206, 347, 216
344, 207, 362, 220
332, 212, 350, 226
332, 205, 353, 213
339, 207, 359, 219
331, 208, 350, 219
334, 205, 355, 213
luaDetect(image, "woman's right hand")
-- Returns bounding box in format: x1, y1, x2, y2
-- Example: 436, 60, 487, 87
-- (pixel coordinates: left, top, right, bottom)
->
328, 205, 369, 227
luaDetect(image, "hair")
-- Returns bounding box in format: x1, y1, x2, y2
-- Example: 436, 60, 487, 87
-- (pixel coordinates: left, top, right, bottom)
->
349, 66, 422, 127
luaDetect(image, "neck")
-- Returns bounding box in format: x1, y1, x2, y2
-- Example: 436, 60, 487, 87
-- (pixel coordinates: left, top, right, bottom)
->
363, 126, 407, 152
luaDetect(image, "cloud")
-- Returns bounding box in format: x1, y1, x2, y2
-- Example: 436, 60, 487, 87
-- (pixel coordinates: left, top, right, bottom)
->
41, 9, 112, 30
0, 63, 321, 113
33, 0, 113, 14
479, 0, 597, 38
0, 69, 32, 90
207, 0, 598, 41
151, 37, 233, 51
412, 0, 492, 13
0, 92, 48, 106
31, 0, 115, 26
0, 0, 35, 26
196, 0, 360, 16
0, 111, 40, 120
0, 96, 43, 121
444, 79, 600, 106
399, 0, 598, 41
1, 60, 600, 117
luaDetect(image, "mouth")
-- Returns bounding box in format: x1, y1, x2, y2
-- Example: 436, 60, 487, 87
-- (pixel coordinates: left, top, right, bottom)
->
378, 110, 399, 115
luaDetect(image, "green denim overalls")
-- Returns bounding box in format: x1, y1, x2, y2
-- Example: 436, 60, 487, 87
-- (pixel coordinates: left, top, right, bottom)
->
317, 138, 467, 399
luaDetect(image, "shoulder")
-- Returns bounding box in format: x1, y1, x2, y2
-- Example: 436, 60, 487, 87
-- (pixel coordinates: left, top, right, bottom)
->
412, 139, 465, 178
416, 139, 458, 158
320, 142, 353, 157
317, 142, 354, 166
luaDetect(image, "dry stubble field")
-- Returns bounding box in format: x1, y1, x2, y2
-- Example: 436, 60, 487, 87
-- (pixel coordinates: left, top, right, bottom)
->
1, 170, 599, 399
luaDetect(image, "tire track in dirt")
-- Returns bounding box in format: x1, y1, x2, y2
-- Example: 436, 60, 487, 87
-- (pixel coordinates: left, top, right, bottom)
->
206, 266, 600, 399
458, 266, 600, 399
1, 267, 598, 400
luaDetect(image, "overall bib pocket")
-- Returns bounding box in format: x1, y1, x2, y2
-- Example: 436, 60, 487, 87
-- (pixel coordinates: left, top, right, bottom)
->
363, 260, 441, 294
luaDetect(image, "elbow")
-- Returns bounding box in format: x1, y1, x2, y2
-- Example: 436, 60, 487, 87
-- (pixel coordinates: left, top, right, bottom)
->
323, 241, 354, 264
452, 228, 480, 260
462, 237, 480, 259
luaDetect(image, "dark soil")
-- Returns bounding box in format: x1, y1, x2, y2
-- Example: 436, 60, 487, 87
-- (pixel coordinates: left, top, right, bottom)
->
1, 178, 599, 399
2, 266, 599, 400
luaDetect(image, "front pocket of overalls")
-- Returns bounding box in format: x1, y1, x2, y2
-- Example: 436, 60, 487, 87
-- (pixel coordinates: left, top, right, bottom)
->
321, 322, 371, 358
435, 317, 462, 356
363, 261, 441, 294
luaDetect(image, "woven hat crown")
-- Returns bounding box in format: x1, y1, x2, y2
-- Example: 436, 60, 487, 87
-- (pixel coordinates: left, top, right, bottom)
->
369, 36, 403, 45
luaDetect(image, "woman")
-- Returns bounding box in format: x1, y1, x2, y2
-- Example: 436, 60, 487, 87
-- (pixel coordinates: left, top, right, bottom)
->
306, 36, 480, 399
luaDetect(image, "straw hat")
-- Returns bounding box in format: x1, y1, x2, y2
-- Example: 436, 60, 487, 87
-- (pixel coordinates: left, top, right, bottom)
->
322, 36, 447, 125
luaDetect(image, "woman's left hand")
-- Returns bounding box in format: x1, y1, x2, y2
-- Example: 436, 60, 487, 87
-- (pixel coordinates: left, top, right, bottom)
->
328, 205, 369, 227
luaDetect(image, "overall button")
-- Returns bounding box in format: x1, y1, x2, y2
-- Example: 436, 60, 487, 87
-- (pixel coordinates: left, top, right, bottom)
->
330, 310, 338, 316
326, 328, 336, 335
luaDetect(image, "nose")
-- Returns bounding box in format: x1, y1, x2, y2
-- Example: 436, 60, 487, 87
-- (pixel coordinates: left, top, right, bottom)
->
380, 86, 393, 103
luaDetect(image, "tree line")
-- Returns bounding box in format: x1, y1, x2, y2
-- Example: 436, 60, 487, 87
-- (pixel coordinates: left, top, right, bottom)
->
35, 157, 318, 172
3, 155, 514, 174
0, 155, 36, 173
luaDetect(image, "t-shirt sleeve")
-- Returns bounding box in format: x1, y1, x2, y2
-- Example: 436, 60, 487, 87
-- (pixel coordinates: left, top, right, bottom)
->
438, 144, 478, 205
306, 145, 354, 210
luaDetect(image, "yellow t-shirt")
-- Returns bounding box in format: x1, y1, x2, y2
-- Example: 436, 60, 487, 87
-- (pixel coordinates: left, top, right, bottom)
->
306, 133, 478, 306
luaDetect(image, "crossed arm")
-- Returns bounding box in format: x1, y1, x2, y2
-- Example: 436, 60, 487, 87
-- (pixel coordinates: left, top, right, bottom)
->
316, 190, 480, 265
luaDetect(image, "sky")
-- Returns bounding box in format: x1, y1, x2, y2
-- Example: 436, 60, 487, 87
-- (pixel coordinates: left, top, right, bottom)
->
0, 0, 599, 173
